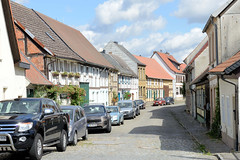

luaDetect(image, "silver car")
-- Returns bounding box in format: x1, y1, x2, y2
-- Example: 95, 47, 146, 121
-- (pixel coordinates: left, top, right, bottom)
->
118, 100, 136, 119
61, 106, 88, 145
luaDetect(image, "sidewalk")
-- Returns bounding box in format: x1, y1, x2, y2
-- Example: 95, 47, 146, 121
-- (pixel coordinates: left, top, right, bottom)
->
170, 103, 237, 160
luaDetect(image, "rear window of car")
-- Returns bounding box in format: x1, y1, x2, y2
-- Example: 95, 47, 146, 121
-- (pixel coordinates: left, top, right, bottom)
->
84, 106, 105, 114
62, 109, 73, 120
118, 102, 132, 108
106, 107, 118, 113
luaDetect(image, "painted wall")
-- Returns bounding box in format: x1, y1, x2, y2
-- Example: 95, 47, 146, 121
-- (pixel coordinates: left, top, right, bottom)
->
0, 2, 26, 100
152, 53, 176, 98
220, 0, 240, 62
220, 78, 237, 149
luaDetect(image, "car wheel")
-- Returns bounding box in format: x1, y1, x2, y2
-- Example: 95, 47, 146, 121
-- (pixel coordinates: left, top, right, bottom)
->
106, 121, 112, 133
72, 132, 78, 146
56, 130, 67, 152
121, 119, 124, 125
29, 133, 43, 160
82, 129, 88, 140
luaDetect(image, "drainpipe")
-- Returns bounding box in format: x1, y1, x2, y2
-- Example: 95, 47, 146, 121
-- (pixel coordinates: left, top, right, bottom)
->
45, 56, 57, 80
210, 17, 219, 65
190, 88, 197, 119
221, 75, 238, 151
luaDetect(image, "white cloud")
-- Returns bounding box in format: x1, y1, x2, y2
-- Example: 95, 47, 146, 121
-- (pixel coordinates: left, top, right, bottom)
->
76, 0, 207, 63
116, 16, 166, 37
162, 28, 205, 51
174, 0, 228, 23
13, 0, 29, 4
95, 0, 171, 25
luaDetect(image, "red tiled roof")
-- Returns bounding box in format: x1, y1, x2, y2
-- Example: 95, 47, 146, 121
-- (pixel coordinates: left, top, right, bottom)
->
36, 12, 113, 69
154, 51, 183, 74
20, 52, 52, 85
134, 55, 174, 80
209, 51, 240, 74
180, 63, 187, 72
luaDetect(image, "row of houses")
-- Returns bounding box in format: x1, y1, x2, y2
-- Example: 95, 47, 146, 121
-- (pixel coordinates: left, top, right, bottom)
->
184, 0, 240, 150
0, 0, 186, 107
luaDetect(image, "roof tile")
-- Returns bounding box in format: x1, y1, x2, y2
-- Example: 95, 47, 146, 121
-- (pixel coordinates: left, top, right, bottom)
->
209, 51, 240, 73
154, 51, 183, 74
20, 52, 52, 85
134, 55, 173, 80
36, 12, 113, 69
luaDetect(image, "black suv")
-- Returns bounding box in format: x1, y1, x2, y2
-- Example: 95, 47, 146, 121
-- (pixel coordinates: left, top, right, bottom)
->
0, 98, 69, 160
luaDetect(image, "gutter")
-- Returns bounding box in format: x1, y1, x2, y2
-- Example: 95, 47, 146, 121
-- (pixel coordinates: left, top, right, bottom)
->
221, 75, 238, 151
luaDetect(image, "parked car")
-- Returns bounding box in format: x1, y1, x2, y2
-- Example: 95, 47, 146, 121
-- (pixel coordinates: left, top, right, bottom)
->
83, 105, 112, 133
153, 98, 166, 106
106, 106, 124, 125
60, 106, 88, 145
133, 101, 140, 116
134, 100, 145, 109
0, 98, 69, 160
118, 100, 136, 119
165, 97, 174, 105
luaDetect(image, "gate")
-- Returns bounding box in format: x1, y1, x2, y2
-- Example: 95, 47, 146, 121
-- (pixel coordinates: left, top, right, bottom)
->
80, 82, 89, 105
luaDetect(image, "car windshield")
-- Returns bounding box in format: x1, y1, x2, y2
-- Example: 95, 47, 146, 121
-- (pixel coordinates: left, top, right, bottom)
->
135, 100, 141, 105
84, 106, 105, 114
0, 100, 40, 114
62, 109, 73, 120
118, 102, 132, 108
106, 107, 118, 113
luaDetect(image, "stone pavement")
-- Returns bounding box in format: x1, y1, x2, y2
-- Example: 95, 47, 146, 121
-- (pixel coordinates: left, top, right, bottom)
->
168, 101, 239, 160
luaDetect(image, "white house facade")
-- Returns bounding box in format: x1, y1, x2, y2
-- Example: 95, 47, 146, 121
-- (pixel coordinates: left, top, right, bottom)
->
0, 0, 29, 101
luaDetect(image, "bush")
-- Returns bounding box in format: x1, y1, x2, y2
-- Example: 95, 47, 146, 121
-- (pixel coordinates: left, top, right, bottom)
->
123, 92, 131, 100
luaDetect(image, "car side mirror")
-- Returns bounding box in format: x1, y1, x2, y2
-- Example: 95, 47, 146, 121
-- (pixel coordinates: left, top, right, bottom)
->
44, 108, 54, 115
107, 110, 111, 113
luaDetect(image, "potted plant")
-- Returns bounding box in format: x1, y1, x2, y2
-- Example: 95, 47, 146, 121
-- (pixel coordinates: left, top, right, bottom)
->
68, 72, 74, 77
52, 71, 59, 76
61, 72, 68, 77
74, 73, 80, 78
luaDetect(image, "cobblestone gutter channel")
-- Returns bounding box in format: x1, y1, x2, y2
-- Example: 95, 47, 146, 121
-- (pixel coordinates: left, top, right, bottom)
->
169, 109, 221, 159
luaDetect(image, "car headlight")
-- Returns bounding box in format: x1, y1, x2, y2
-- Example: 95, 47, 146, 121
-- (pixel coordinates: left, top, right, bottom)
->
112, 115, 118, 120
18, 122, 33, 132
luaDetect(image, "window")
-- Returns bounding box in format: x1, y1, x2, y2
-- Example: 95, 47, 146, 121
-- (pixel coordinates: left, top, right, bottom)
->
86, 67, 89, 74
81, 65, 84, 73
60, 61, 64, 72
64, 61, 68, 72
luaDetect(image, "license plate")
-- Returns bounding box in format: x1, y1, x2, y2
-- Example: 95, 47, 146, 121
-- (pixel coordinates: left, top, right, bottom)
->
88, 123, 97, 127
0, 136, 6, 141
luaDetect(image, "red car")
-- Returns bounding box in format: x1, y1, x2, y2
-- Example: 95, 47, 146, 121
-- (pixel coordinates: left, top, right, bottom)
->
153, 98, 166, 106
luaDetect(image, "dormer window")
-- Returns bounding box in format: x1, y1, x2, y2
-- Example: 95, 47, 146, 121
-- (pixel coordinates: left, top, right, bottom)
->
45, 32, 55, 41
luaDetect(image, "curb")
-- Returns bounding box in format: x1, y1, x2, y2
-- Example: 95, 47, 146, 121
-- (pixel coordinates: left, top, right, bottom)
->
215, 153, 224, 160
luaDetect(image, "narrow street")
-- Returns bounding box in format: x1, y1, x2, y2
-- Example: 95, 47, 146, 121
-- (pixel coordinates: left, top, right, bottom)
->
0, 103, 217, 160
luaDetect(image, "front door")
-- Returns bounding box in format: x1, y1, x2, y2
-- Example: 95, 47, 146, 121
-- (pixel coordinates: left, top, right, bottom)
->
80, 82, 89, 105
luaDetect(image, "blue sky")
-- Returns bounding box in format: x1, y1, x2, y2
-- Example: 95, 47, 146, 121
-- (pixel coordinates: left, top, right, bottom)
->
14, 0, 228, 62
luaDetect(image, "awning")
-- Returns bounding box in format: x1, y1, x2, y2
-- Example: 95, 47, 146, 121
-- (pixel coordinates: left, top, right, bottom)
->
209, 51, 240, 75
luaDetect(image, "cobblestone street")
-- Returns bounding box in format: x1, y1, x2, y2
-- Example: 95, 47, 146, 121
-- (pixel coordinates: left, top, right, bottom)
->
0, 103, 218, 160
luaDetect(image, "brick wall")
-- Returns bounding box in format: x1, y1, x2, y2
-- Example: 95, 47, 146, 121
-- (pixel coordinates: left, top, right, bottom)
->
15, 25, 45, 74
